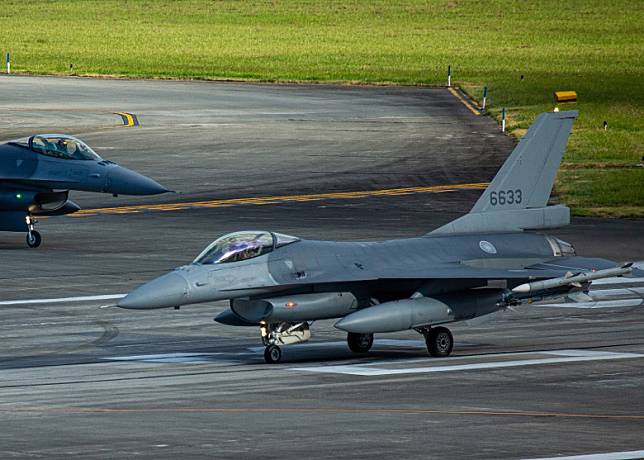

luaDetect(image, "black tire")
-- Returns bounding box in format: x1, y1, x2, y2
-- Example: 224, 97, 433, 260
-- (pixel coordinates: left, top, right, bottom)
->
426, 327, 453, 357
26, 231, 42, 248
264, 345, 282, 364
347, 332, 374, 353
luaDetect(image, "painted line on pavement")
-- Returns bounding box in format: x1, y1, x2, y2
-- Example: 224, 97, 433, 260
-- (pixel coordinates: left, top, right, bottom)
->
247, 338, 427, 353
114, 111, 139, 127
536, 299, 644, 309
448, 87, 481, 115
522, 450, 644, 460
69, 182, 489, 217
0, 294, 125, 306
104, 352, 224, 364
292, 349, 644, 376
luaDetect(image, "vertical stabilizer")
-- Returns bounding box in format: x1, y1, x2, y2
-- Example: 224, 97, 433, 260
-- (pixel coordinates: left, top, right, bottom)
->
431, 110, 577, 235
471, 110, 577, 213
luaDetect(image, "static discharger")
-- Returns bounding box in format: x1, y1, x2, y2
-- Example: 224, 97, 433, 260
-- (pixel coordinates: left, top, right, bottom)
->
554, 91, 577, 103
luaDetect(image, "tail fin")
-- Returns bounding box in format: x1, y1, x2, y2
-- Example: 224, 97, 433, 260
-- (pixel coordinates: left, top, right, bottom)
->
471, 110, 577, 212
431, 110, 577, 235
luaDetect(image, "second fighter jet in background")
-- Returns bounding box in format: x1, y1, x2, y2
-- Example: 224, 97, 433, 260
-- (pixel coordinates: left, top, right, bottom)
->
0, 134, 168, 247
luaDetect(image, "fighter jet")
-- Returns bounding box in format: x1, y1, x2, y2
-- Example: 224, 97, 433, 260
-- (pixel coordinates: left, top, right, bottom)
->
0, 134, 168, 247
118, 110, 638, 363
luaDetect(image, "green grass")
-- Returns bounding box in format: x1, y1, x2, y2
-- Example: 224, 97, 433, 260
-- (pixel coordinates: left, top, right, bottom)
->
1, 0, 642, 216
557, 168, 644, 218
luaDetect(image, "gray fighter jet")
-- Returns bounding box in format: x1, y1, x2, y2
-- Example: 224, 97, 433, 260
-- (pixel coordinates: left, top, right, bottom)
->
0, 134, 167, 247
118, 110, 637, 363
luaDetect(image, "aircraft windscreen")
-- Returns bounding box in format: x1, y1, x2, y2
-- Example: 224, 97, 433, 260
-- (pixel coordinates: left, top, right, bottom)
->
194, 231, 275, 265
30, 135, 102, 161
7, 137, 30, 148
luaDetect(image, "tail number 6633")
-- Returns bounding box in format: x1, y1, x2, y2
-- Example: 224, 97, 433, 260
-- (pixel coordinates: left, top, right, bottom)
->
490, 189, 522, 206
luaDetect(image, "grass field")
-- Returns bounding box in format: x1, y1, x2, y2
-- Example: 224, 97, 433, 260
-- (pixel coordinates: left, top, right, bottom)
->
1, 0, 642, 216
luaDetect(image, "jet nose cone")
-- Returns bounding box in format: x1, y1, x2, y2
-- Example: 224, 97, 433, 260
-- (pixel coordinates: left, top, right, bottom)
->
334, 315, 364, 333
108, 166, 168, 195
118, 272, 188, 309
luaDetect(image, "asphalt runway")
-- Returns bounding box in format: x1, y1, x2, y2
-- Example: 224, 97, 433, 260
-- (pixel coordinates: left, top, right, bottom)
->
0, 76, 643, 459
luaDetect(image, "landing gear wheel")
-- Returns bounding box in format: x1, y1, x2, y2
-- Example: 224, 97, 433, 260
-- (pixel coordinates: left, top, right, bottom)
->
425, 327, 453, 357
347, 332, 374, 353
26, 231, 42, 248
264, 345, 282, 364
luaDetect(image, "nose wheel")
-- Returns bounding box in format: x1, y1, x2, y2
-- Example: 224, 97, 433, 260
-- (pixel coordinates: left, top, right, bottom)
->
25, 215, 42, 248
264, 345, 282, 364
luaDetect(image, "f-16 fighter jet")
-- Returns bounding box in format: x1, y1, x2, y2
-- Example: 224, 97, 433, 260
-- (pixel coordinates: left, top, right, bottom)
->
118, 110, 637, 363
0, 134, 167, 247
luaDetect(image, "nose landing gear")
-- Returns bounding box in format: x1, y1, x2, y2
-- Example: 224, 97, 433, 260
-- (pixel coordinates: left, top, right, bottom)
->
264, 345, 282, 364
25, 215, 41, 248
260, 321, 311, 364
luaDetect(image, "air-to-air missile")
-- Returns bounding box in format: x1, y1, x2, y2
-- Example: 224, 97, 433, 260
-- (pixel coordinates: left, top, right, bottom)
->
511, 263, 633, 294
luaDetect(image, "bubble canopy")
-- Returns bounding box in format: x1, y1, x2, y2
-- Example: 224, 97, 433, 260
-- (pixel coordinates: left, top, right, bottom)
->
28, 134, 102, 161
194, 231, 300, 265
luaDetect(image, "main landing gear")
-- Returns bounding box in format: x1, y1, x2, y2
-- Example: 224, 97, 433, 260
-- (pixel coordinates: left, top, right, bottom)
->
347, 332, 374, 353
419, 326, 453, 357
347, 328, 453, 358
25, 215, 42, 248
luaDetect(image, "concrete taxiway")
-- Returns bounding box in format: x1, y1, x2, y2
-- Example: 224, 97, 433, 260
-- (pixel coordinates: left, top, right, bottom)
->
0, 76, 642, 459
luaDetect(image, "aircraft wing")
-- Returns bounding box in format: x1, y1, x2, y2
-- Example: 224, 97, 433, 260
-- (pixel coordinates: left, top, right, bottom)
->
373, 256, 620, 281
221, 256, 627, 291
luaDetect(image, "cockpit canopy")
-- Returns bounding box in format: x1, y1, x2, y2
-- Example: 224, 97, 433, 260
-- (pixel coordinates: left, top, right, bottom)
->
11, 134, 102, 161
194, 231, 300, 265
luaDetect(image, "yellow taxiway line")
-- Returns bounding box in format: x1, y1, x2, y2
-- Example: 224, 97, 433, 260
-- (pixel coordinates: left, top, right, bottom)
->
448, 87, 481, 116
114, 112, 138, 127
70, 182, 489, 217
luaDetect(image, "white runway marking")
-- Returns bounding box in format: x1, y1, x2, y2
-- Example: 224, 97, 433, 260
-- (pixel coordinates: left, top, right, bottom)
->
373, 339, 427, 348
0, 294, 125, 306
536, 299, 644, 309
522, 450, 644, 460
247, 338, 426, 353
292, 350, 644, 376
104, 352, 224, 364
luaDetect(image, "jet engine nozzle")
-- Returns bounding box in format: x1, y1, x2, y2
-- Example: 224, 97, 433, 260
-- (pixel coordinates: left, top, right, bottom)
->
118, 272, 189, 309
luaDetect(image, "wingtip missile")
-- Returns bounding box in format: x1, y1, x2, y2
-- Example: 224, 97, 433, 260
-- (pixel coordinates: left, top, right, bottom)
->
512, 264, 634, 294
